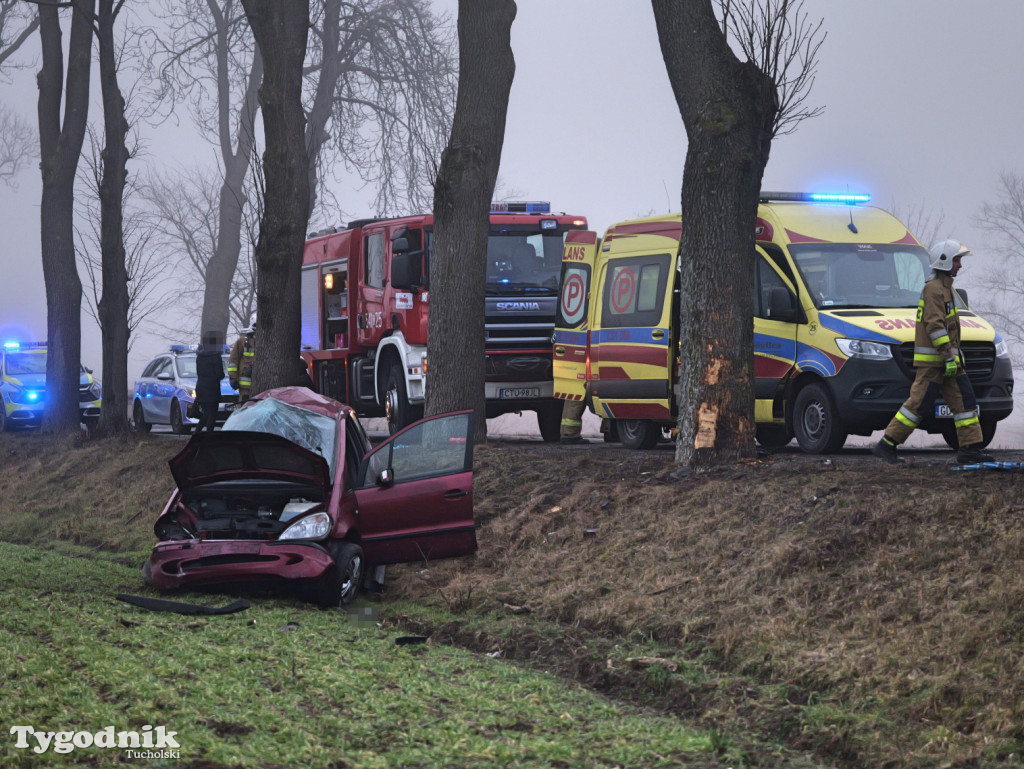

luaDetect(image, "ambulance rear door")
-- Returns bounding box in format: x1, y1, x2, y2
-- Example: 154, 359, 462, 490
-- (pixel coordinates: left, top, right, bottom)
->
590, 251, 675, 421
553, 230, 599, 403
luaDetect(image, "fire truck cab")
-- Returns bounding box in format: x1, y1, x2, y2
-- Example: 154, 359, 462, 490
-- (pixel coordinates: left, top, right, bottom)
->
301, 203, 588, 436
554, 192, 1014, 453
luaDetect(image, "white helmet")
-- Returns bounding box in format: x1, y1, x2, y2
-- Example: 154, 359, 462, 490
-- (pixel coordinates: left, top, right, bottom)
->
242, 312, 256, 335
929, 239, 971, 271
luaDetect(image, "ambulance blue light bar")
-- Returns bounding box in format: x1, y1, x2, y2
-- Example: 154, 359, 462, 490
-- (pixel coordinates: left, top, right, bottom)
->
490, 201, 551, 213
760, 191, 871, 204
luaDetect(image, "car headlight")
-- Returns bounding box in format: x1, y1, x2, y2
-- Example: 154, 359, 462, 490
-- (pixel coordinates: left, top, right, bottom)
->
279, 511, 331, 540
835, 338, 893, 361
89, 381, 102, 399
995, 339, 1010, 359
9, 386, 43, 405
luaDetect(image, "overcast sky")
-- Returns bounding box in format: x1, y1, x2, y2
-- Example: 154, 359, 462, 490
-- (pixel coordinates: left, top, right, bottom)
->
2, 0, 1024, 385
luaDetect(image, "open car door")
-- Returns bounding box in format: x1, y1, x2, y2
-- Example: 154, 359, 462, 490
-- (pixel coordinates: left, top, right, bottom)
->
354, 411, 476, 565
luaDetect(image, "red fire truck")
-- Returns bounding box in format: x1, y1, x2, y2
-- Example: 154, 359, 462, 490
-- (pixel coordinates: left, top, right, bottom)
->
300, 202, 588, 437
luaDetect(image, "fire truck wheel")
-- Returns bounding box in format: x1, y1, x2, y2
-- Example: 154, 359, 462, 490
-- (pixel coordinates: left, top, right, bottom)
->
618, 419, 660, 450
132, 400, 151, 434
384, 362, 411, 435
536, 403, 562, 443
940, 418, 996, 450
793, 383, 847, 454
170, 399, 192, 435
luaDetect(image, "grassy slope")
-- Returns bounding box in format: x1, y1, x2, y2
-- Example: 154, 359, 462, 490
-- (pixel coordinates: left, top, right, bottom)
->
2, 432, 1023, 767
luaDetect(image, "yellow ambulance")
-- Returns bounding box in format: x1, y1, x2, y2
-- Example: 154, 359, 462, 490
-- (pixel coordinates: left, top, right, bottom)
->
553, 192, 1014, 453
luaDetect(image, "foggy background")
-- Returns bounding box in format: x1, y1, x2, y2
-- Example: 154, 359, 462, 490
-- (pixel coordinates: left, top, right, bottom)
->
1, 0, 1022, 444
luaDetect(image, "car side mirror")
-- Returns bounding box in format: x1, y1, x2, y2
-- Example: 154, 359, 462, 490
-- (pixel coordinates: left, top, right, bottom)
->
391, 251, 423, 291
376, 468, 394, 488
157, 372, 173, 381
956, 288, 969, 308
767, 286, 798, 322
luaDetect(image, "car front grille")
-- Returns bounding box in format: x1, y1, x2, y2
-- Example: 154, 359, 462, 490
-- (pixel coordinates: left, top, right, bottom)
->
898, 341, 996, 381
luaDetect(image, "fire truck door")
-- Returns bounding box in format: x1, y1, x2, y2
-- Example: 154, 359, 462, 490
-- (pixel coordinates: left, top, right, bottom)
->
753, 247, 798, 423
553, 230, 598, 402
357, 230, 387, 347
591, 253, 674, 421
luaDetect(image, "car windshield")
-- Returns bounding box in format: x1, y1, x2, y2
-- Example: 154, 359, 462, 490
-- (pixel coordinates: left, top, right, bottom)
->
789, 243, 933, 310
175, 354, 229, 379
5, 351, 47, 375
223, 398, 337, 475
485, 232, 567, 295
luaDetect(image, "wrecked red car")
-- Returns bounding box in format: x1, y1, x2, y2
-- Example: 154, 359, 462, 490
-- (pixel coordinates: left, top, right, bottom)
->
142, 387, 476, 606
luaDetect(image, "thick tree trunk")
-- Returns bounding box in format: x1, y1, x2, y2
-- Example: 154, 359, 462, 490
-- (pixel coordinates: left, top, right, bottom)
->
241, 0, 310, 395
95, 0, 131, 435
37, 1, 93, 433
427, 0, 516, 443
652, 0, 777, 467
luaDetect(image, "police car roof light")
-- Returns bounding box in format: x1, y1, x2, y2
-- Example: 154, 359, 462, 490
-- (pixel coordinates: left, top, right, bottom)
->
170, 344, 199, 353
760, 190, 871, 204
490, 201, 551, 214
4, 341, 46, 350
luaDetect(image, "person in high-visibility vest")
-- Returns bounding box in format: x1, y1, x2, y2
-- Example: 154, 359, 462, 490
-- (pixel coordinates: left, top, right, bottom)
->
228, 313, 256, 403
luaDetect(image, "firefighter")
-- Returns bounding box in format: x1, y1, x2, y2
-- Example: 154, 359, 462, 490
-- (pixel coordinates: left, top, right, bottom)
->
559, 398, 589, 445
872, 240, 995, 465
228, 313, 256, 404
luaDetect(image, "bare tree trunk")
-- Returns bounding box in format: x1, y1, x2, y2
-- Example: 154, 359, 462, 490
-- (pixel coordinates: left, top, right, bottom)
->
37, 0, 93, 433
427, 0, 515, 444
95, 0, 131, 435
652, 0, 778, 467
241, 0, 310, 395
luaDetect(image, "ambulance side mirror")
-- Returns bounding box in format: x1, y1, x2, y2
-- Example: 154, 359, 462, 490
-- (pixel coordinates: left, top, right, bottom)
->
767, 286, 798, 322
956, 288, 969, 308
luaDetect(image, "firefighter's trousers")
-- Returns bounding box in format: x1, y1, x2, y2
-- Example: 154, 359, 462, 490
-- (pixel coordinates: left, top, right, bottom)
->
883, 367, 982, 447
560, 399, 586, 439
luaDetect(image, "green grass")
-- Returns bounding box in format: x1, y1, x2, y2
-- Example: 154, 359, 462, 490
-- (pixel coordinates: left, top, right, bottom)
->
0, 542, 719, 768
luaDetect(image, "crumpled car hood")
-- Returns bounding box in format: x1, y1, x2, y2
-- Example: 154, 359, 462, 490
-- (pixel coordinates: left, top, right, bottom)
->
168, 431, 331, 491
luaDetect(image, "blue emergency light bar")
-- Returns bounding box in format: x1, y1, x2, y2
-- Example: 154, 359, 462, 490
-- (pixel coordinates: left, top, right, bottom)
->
4, 341, 46, 350
490, 201, 551, 213
760, 191, 871, 204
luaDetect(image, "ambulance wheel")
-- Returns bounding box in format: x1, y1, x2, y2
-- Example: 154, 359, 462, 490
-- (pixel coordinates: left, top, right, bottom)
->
170, 399, 191, 435
793, 383, 847, 454
384, 361, 419, 435
940, 418, 996, 450
132, 400, 151, 434
618, 419, 660, 450
536, 403, 562, 443
755, 425, 793, 448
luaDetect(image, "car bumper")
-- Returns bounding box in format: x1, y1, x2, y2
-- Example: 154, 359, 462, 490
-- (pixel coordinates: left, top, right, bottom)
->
143, 538, 334, 591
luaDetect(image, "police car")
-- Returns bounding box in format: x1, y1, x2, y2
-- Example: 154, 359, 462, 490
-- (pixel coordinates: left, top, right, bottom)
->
0, 341, 103, 431
132, 345, 238, 434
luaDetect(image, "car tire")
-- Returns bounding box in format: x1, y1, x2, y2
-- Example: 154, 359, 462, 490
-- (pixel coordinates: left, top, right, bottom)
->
793, 383, 847, 454
756, 425, 793, 449
536, 402, 562, 443
940, 417, 996, 450
170, 400, 191, 435
384, 361, 420, 435
317, 541, 365, 607
0, 406, 9, 432
132, 400, 151, 434
618, 418, 660, 450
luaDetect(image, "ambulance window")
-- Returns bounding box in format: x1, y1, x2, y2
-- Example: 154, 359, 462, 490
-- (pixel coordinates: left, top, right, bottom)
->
557, 263, 590, 328
365, 233, 385, 289
755, 257, 791, 319
637, 265, 660, 311
601, 254, 670, 328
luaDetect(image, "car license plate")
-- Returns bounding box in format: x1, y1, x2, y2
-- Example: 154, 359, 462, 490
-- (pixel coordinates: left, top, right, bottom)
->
935, 404, 953, 418
499, 387, 540, 399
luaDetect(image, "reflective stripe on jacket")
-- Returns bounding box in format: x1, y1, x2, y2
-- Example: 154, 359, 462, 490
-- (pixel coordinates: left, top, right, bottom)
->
913, 272, 960, 369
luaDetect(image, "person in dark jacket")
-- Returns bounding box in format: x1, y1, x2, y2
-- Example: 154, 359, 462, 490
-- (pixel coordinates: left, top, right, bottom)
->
195, 331, 225, 432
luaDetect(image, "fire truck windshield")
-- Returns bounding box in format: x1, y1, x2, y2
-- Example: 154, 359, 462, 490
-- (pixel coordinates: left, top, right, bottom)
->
789, 243, 934, 310
485, 232, 566, 294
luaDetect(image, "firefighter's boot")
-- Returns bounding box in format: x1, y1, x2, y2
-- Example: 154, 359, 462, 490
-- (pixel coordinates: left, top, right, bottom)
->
871, 436, 904, 464
956, 444, 995, 464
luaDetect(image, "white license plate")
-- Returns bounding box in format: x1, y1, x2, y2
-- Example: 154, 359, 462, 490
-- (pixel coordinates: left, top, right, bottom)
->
935, 404, 953, 418
499, 388, 540, 399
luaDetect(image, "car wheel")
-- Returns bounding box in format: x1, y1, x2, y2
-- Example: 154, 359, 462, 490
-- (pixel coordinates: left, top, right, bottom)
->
170, 400, 191, 435
793, 383, 847, 454
384, 361, 420, 435
536, 402, 562, 443
132, 400, 151, 434
756, 425, 793, 448
0, 406, 9, 433
940, 417, 996, 450
618, 418, 660, 450
317, 542, 365, 607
